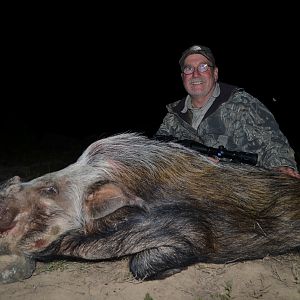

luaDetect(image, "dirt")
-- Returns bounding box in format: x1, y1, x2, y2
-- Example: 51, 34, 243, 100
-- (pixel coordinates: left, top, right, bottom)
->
0, 253, 299, 300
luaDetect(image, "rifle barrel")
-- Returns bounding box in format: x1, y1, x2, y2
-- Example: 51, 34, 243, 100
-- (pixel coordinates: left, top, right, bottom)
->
154, 136, 258, 166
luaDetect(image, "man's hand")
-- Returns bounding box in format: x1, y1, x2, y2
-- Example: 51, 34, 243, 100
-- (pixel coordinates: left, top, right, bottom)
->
207, 156, 220, 163
277, 167, 300, 179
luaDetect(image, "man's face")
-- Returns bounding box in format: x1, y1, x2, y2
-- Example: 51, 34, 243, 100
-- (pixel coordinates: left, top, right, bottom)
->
181, 54, 218, 99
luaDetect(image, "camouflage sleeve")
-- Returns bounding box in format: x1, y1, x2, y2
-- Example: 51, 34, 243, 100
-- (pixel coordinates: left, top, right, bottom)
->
155, 113, 203, 142
228, 92, 298, 170
155, 113, 175, 136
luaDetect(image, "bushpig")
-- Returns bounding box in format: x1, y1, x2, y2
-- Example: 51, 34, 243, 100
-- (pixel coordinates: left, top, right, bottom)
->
0, 132, 299, 283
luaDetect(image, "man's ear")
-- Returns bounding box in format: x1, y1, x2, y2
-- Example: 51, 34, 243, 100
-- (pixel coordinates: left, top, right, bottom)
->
84, 182, 146, 219
214, 66, 218, 82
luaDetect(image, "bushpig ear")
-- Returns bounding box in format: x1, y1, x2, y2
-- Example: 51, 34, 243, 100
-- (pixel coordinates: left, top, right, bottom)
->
0, 206, 20, 234
85, 183, 146, 219
0, 176, 21, 196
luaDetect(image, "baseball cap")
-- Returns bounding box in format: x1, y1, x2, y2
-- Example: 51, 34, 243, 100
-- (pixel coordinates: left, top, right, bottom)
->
179, 45, 215, 68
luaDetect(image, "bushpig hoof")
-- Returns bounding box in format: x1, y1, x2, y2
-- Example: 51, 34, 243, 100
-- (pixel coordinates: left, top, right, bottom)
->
0, 254, 36, 283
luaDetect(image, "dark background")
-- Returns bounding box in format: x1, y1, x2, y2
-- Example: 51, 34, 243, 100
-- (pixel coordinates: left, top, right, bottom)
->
2, 6, 299, 167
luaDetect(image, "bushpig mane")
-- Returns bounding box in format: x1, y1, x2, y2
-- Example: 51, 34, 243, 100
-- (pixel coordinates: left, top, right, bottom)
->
76, 132, 299, 208
75, 132, 221, 195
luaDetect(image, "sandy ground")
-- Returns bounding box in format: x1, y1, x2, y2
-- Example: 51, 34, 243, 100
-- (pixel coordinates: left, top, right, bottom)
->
0, 252, 299, 300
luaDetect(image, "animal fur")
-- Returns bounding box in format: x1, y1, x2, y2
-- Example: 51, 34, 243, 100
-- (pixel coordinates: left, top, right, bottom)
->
0, 132, 299, 282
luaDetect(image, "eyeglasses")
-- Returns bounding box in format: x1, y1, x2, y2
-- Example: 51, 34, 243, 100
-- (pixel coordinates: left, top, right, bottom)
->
182, 63, 213, 75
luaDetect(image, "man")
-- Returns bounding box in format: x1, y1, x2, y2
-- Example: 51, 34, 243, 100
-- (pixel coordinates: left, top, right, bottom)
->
155, 45, 300, 178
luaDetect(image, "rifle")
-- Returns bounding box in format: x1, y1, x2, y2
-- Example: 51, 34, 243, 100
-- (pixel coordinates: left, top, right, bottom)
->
154, 135, 258, 166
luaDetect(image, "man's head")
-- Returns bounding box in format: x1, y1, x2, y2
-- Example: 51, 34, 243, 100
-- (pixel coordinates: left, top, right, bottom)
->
179, 45, 215, 70
179, 45, 218, 102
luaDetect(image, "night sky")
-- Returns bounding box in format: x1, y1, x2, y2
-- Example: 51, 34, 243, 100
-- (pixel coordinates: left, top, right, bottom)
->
2, 8, 299, 162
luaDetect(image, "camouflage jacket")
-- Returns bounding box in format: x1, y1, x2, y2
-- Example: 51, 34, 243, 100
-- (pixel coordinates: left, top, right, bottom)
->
155, 82, 297, 170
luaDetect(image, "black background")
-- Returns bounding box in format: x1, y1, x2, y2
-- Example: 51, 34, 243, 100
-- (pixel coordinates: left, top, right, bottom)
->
2, 5, 299, 163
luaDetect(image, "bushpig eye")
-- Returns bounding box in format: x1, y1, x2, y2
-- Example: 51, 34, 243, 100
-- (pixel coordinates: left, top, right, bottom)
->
40, 186, 58, 197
